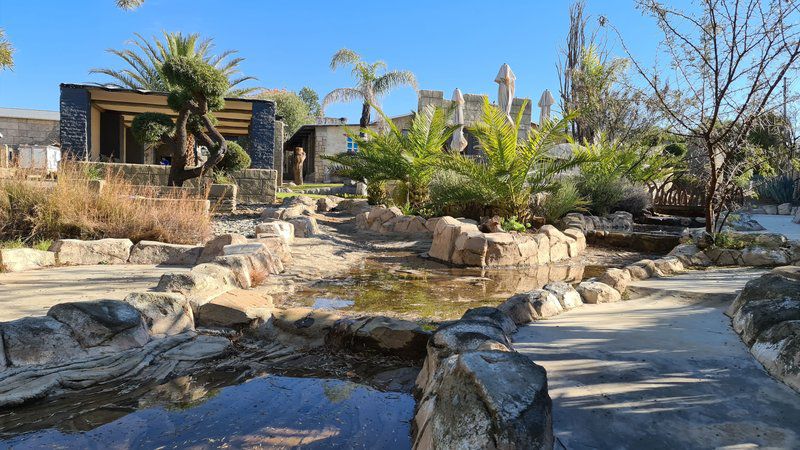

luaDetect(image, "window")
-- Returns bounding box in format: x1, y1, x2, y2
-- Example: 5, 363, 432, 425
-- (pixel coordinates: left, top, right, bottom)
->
346, 136, 358, 154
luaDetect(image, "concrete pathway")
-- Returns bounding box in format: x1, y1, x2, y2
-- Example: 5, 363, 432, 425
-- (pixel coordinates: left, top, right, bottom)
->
514, 269, 800, 449
751, 213, 800, 240
0, 265, 189, 322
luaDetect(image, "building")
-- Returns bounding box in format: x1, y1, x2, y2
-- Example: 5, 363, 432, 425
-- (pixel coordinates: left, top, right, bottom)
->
283, 89, 532, 183
59, 84, 279, 169
0, 107, 60, 148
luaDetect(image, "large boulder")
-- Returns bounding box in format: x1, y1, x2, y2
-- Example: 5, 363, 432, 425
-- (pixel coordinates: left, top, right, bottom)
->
727, 269, 800, 317
197, 234, 247, 264
124, 291, 195, 336
625, 259, 657, 280
460, 307, 517, 335
223, 243, 284, 276
499, 290, 563, 323
0, 248, 56, 272
49, 238, 133, 265
250, 236, 292, 264
156, 263, 238, 308
543, 281, 583, 310
128, 241, 202, 266
598, 268, 632, 293
196, 289, 274, 327
562, 228, 586, 253
741, 247, 790, 267
429, 217, 480, 263
577, 281, 622, 304
732, 298, 800, 346
668, 243, 711, 267
778, 202, 793, 215
335, 198, 371, 215
267, 307, 341, 348
287, 216, 320, 238
327, 316, 431, 359
255, 221, 294, 244
413, 350, 553, 450
0, 317, 88, 366
750, 320, 800, 393
316, 196, 341, 212
652, 257, 685, 276
47, 300, 149, 349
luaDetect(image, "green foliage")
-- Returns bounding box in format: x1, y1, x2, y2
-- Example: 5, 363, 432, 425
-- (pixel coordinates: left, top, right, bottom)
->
756, 174, 798, 204
714, 232, 748, 250
576, 175, 627, 215
0, 28, 14, 70
91, 31, 257, 96
324, 104, 456, 209
255, 89, 311, 136
500, 216, 530, 232
298, 86, 322, 119
367, 181, 389, 205
217, 140, 251, 172
539, 181, 589, 224
663, 142, 687, 157
131, 112, 174, 146
162, 56, 229, 111
432, 98, 587, 220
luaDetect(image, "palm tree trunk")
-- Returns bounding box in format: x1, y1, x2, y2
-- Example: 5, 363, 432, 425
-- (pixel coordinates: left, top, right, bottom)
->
359, 102, 371, 128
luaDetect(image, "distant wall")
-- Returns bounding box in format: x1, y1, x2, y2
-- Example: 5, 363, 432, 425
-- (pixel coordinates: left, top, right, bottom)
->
78, 161, 277, 204
0, 117, 59, 148
418, 89, 532, 137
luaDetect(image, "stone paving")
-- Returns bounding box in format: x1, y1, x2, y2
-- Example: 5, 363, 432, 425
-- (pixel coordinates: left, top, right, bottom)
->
514, 268, 800, 449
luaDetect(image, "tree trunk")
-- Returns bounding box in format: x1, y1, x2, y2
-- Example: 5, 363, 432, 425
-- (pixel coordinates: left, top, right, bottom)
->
359, 103, 371, 129
704, 141, 717, 234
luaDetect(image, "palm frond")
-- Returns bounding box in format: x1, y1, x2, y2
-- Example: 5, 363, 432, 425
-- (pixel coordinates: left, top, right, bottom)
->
322, 88, 364, 109
373, 70, 418, 96
330, 48, 361, 70
116, 0, 144, 10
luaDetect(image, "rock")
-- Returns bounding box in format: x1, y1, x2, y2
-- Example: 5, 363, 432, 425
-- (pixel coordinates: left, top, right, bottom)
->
335, 198, 371, 215
429, 217, 480, 263
750, 320, 800, 393
668, 243, 711, 267
268, 307, 341, 348
652, 257, 685, 276
49, 238, 133, 265
250, 236, 292, 264
287, 216, 320, 237
626, 259, 657, 279
128, 241, 202, 266
124, 292, 195, 336
156, 263, 238, 308
754, 233, 788, 248
413, 350, 553, 450
741, 247, 790, 267
763, 204, 779, 215
598, 268, 632, 293
794, 207, 800, 224
563, 228, 586, 252
0, 317, 88, 366
732, 297, 800, 346
460, 307, 517, 335
223, 243, 284, 276
704, 247, 743, 266
282, 195, 316, 208
255, 221, 294, 244
196, 289, 274, 327
197, 234, 247, 264
316, 196, 340, 212
47, 300, 149, 349
543, 281, 582, 310
778, 203, 792, 215
327, 316, 430, 359
577, 281, 622, 304
727, 269, 800, 317
0, 248, 56, 272
499, 290, 563, 323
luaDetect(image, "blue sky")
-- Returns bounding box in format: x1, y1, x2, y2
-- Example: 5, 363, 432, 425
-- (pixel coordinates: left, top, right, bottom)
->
0, 1, 664, 121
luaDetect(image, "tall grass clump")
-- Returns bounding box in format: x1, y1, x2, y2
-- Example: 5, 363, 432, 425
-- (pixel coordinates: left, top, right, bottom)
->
0, 162, 211, 245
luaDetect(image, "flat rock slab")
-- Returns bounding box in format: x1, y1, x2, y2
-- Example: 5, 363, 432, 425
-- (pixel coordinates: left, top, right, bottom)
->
627, 267, 767, 297
0, 265, 190, 322
513, 276, 800, 449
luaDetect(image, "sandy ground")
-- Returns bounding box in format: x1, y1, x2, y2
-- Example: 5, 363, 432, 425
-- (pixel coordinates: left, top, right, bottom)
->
514, 268, 800, 449
0, 264, 189, 322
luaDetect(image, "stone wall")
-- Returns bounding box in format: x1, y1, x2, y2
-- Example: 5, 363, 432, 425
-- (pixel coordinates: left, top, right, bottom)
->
249, 101, 276, 169
0, 116, 59, 148
418, 90, 532, 138
79, 162, 277, 204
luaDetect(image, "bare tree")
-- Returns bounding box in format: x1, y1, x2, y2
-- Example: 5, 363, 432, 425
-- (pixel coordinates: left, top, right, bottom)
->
609, 0, 800, 233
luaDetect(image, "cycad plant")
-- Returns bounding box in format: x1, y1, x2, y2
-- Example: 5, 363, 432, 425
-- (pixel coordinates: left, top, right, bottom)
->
91, 31, 257, 96
432, 98, 587, 221
324, 104, 456, 211
323, 49, 417, 128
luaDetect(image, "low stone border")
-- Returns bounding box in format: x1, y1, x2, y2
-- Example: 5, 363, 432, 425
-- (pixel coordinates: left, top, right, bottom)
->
560, 211, 634, 233
355, 206, 438, 235
429, 217, 586, 267
677, 229, 800, 267
726, 266, 800, 393
743, 203, 799, 216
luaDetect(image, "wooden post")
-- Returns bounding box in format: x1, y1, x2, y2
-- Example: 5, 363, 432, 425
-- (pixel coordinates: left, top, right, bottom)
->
293, 146, 306, 185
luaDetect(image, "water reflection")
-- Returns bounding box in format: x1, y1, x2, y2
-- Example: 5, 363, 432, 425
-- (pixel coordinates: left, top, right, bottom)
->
281, 261, 609, 320
1, 374, 413, 449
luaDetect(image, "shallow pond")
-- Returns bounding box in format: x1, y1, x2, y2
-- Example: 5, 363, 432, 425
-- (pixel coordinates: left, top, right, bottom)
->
276, 259, 609, 321
0, 371, 414, 449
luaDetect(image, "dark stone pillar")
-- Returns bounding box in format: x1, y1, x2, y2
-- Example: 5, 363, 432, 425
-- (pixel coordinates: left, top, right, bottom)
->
59, 85, 91, 160
248, 100, 275, 169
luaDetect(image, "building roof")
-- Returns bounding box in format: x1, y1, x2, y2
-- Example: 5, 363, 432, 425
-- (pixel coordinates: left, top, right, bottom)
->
0, 107, 60, 121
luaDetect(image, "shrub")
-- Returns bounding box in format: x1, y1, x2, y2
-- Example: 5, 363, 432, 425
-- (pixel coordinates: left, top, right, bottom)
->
538, 181, 589, 224
576, 174, 627, 215
217, 140, 251, 173
756, 174, 798, 204
0, 162, 211, 244
367, 181, 390, 205
500, 216, 529, 232
663, 142, 687, 157
613, 184, 652, 216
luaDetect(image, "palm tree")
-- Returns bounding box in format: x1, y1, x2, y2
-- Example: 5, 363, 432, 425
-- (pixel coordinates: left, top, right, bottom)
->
91, 31, 258, 96
323, 49, 417, 128
0, 29, 13, 70
325, 104, 456, 210
432, 98, 588, 221
116, 0, 144, 10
